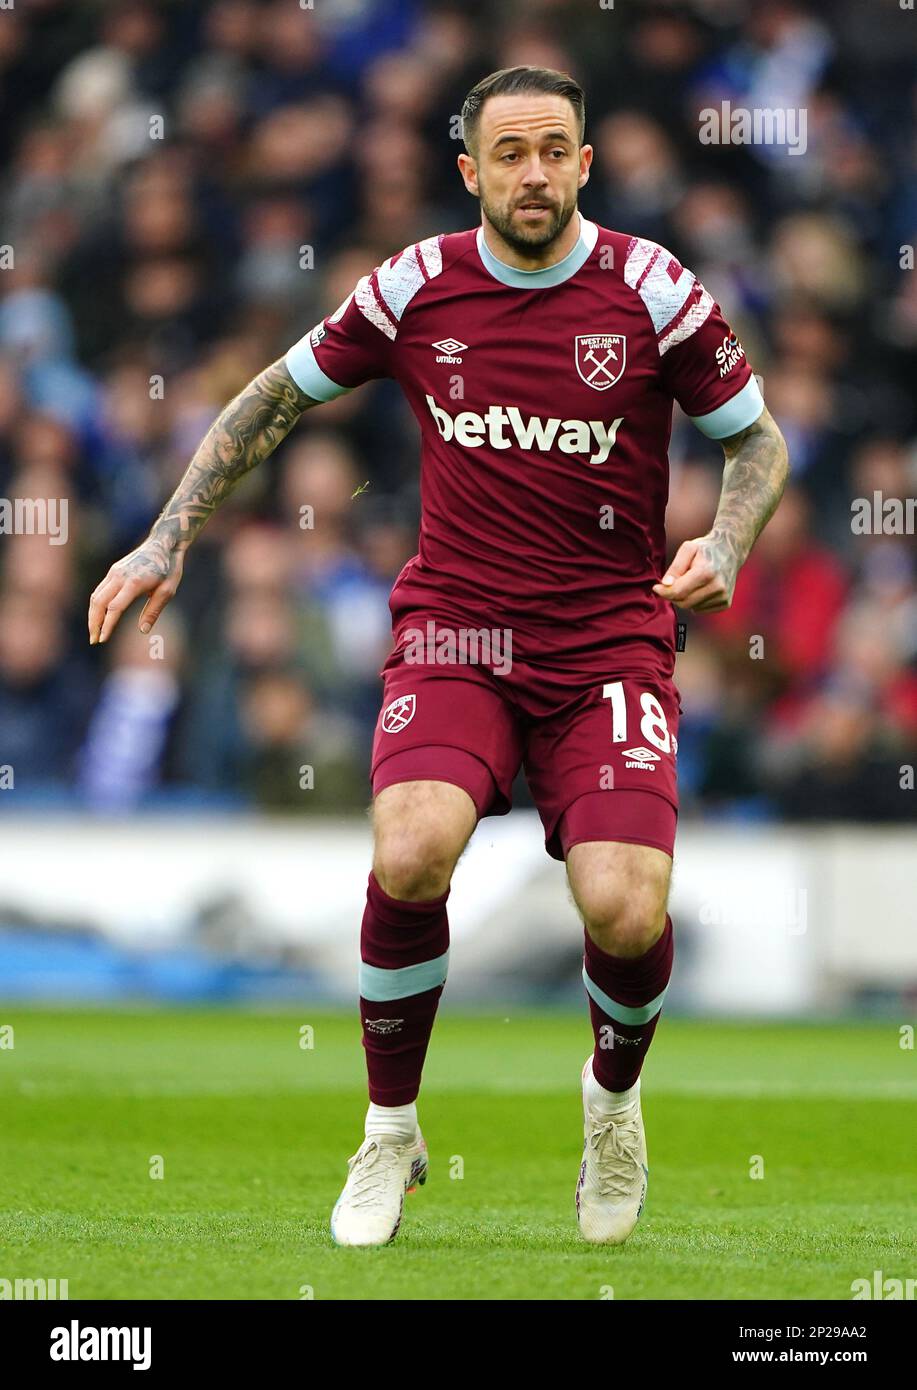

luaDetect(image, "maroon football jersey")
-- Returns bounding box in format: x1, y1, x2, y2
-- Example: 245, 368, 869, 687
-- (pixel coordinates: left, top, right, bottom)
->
286, 214, 762, 682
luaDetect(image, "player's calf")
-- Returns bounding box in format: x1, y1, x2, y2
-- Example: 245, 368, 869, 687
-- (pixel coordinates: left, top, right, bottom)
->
360, 780, 476, 1110
332, 779, 477, 1247
566, 840, 674, 1242
567, 840, 673, 1093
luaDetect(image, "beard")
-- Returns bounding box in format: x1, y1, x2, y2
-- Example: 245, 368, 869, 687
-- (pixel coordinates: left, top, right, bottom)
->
479, 183, 578, 255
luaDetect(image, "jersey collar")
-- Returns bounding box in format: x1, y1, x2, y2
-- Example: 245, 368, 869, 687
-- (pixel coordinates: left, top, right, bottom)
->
475, 211, 598, 288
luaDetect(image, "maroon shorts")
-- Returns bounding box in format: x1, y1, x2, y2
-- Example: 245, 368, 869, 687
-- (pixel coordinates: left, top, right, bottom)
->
370, 650, 680, 861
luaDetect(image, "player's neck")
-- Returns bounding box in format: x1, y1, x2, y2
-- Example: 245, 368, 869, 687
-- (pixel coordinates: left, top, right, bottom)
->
480, 209, 584, 272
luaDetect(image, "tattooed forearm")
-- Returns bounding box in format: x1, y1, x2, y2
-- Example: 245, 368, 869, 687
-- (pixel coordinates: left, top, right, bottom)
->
87, 358, 320, 643
123, 359, 317, 584
153, 358, 316, 550
706, 405, 789, 582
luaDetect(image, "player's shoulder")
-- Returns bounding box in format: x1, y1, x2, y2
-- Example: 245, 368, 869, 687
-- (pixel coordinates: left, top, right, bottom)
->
590, 223, 691, 294
593, 223, 713, 353
360, 228, 476, 339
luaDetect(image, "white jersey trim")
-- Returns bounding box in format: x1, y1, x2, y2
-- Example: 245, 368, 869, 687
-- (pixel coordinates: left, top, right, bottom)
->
369, 235, 443, 335
356, 269, 397, 341
284, 235, 444, 395
624, 235, 714, 354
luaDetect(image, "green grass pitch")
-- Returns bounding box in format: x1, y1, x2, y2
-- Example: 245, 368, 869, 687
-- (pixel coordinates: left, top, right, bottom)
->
0, 1008, 914, 1300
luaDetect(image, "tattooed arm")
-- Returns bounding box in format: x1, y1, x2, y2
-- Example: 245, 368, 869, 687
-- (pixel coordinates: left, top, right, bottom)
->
652, 404, 789, 613
88, 359, 318, 643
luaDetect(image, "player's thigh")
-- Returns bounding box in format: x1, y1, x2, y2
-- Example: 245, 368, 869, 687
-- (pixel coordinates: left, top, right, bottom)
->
566, 837, 672, 955
525, 674, 680, 862
525, 673, 679, 951
370, 658, 523, 899
371, 778, 478, 900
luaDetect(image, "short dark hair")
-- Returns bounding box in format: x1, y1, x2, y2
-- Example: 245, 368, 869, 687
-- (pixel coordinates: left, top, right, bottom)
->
461, 66, 586, 157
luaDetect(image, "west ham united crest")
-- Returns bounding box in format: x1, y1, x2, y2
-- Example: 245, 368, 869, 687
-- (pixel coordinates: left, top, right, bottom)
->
575, 334, 626, 390
381, 693, 416, 733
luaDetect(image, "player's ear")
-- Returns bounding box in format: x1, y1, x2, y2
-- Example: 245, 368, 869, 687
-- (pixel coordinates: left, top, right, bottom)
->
457, 152, 479, 197
578, 144, 593, 190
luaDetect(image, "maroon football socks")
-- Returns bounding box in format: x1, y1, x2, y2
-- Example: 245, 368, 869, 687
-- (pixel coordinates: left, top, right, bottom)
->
582, 915, 674, 1092
359, 871, 450, 1106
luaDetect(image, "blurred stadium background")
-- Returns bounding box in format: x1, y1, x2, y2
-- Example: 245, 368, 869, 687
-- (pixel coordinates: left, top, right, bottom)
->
0, 0, 915, 1015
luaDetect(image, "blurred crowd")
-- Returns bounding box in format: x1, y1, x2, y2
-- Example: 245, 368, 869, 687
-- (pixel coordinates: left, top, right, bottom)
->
0, 0, 915, 821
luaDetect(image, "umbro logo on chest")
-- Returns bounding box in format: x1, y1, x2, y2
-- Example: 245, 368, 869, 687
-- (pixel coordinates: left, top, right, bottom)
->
432, 338, 468, 363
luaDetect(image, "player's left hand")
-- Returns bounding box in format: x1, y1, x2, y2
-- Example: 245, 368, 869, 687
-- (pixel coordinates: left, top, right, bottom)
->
652, 533, 737, 613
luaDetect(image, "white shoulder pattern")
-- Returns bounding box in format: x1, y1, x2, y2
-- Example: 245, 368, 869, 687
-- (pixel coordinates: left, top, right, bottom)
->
624, 235, 714, 356
354, 235, 444, 341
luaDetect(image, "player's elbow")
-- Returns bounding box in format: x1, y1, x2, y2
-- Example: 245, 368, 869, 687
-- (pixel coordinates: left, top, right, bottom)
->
774, 425, 791, 500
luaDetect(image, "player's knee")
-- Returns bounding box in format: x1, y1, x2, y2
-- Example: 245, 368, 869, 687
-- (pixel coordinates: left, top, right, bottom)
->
373, 834, 455, 902
581, 884, 667, 958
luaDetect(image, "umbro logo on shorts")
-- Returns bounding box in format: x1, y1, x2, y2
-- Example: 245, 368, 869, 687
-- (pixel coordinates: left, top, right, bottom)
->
621, 745, 661, 770
381, 693, 416, 733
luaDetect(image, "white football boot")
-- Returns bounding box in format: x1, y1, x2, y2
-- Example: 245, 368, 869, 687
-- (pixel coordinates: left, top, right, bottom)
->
330, 1130, 427, 1247
575, 1056, 648, 1244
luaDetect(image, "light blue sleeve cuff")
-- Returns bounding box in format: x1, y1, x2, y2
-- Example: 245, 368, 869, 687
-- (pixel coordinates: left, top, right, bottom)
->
285, 333, 352, 402
688, 374, 764, 439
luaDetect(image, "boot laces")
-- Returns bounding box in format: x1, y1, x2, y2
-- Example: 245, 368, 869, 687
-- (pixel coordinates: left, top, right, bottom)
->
345, 1138, 405, 1209
589, 1111, 641, 1199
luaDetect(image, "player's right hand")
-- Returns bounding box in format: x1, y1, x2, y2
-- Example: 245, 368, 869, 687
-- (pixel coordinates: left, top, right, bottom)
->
88, 542, 185, 645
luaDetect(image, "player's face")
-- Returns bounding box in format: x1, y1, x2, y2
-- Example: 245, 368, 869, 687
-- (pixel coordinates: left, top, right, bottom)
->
460, 94, 592, 254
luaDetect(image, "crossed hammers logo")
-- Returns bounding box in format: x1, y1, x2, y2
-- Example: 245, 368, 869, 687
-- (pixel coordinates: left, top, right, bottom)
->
575, 335, 626, 391
583, 346, 618, 382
